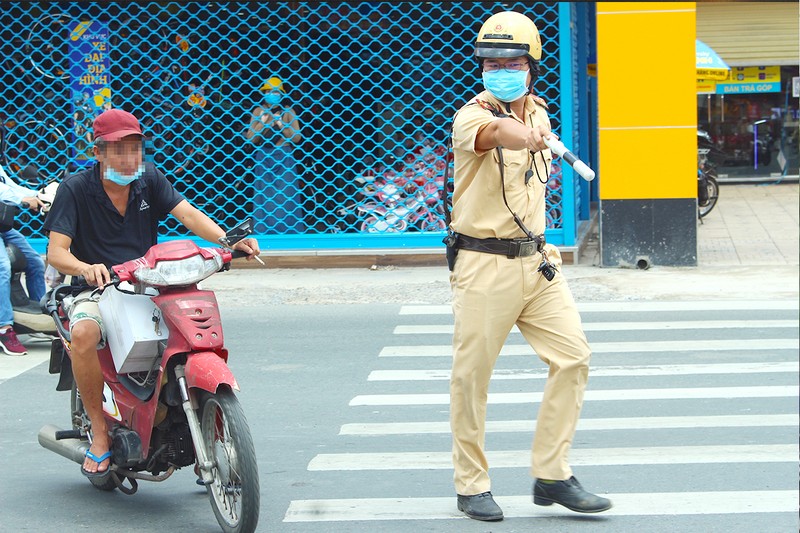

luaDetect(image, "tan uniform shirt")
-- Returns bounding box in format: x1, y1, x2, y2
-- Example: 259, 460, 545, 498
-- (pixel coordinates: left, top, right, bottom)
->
450, 91, 552, 239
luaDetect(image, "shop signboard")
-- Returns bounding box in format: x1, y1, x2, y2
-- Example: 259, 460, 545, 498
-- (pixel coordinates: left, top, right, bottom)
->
715, 66, 781, 94
68, 20, 111, 166
697, 80, 716, 94
698, 66, 783, 94
716, 82, 780, 94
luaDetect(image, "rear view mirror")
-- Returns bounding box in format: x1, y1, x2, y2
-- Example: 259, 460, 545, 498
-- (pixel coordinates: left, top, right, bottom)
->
218, 217, 254, 248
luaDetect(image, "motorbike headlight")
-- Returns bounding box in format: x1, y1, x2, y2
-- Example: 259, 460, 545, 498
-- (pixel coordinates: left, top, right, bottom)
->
133, 254, 224, 287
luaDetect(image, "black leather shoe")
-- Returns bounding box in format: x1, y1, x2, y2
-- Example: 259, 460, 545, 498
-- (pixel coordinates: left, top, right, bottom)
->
533, 476, 612, 513
457, 491, 504, 521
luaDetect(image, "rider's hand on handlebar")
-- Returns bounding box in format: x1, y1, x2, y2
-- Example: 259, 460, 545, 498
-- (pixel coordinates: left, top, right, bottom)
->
80, 263, 112, 288
233, 237, 260, 257
232, 237, 261, 261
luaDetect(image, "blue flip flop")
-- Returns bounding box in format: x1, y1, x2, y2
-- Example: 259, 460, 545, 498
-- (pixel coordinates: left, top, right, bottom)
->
81, 449, 113, 480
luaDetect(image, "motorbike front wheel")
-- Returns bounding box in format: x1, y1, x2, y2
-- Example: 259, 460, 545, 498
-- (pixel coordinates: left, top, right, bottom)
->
199, 387, 260, 533
698, 172, 719, 219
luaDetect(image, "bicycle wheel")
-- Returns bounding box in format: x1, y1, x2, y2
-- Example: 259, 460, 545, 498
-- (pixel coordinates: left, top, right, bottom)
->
698, 172, 719, 219
26, 14, 73, 81
1, 119, 68, 185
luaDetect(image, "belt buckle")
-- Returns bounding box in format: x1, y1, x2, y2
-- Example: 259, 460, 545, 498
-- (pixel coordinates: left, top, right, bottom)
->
517, 240, 536, 257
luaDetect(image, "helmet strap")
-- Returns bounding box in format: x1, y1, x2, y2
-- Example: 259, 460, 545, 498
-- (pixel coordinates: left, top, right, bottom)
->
527, 60, 539, 94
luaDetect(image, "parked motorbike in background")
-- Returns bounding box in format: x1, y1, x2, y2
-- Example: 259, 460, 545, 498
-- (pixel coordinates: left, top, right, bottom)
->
697, 129, 725, 223
697, 147, 719, 220
334, 169, 447, 233
38, 219, 260, 533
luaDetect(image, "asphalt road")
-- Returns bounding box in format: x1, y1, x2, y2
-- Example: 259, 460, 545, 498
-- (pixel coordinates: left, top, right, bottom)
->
1, 298, 797, 532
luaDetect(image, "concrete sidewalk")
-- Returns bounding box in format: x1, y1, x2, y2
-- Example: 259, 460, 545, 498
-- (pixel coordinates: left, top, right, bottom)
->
31, 185, 795, 305
695, 182, 798, 266
208, 182, 798, 305
575, 182, 798, 267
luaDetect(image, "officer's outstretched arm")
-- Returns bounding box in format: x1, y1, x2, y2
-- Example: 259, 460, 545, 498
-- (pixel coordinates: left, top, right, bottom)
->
476, 118, 555, 153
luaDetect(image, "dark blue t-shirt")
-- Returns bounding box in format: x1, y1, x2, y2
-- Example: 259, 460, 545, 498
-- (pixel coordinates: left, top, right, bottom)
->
43, 162, 184, 268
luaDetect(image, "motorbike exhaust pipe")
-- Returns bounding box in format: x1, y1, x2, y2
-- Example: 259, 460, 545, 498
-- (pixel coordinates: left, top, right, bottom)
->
38, 424, 90, 465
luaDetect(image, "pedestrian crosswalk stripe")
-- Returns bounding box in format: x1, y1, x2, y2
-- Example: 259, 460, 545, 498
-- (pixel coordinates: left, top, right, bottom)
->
339, 414, 799, 436
349, 385, 798, 406
292, 301, 800, 527
379, 338, 799, 357
400, 300, 800, 315
394, 319, 799, 334
284, 490, 799, 522
368, 361, 799, 381
307, 444, 798, 471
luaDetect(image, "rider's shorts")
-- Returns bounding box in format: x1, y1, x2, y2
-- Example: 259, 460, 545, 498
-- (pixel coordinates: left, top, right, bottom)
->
67, 289, 106, 349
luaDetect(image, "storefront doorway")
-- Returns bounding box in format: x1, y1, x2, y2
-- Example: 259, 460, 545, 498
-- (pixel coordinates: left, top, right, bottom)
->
698, 66, 799, 180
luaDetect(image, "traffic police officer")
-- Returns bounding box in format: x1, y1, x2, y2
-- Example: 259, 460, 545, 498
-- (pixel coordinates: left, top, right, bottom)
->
446, 11, 612, 521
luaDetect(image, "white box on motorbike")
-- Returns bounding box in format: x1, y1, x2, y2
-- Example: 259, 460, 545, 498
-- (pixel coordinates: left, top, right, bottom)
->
98, 285, 168, 374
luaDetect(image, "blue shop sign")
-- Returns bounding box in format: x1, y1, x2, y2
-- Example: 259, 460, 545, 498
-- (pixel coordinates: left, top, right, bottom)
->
716, 82, 780, 94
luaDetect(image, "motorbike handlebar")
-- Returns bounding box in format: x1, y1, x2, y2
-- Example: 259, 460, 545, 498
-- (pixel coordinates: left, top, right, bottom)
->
70, 271, 120, 290
43, 285, 78, 343
542, 136, 596, 182
230, 249, 250, 260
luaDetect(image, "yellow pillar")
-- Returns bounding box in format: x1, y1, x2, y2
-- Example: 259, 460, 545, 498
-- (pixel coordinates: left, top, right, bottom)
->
596, 2, 697, 267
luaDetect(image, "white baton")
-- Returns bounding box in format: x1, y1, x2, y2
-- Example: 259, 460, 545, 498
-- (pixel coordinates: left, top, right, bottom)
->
543, 137, 596, 182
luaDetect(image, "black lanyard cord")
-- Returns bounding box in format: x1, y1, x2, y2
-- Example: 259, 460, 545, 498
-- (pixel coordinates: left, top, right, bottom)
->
496, 147, 536, 240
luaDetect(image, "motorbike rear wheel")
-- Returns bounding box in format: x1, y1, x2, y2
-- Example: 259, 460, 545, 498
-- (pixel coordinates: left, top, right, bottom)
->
199, 387, 260, 533
70, 383, 117, 491
698, 171, 719, 219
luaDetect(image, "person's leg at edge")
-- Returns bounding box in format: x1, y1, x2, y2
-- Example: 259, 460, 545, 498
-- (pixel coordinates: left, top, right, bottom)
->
70, 318, 110, 474
4, 230, 46, 301
0, 241, 27, 355
0, 241, 14, 326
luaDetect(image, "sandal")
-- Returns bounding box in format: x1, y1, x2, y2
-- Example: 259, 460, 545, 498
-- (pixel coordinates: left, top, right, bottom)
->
81, 449, 112, 481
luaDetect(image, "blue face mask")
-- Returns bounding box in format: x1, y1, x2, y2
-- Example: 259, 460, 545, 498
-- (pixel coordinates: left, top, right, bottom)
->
264, 92, 283, 106
104, 164, 144, 186
482, 69, 529, 103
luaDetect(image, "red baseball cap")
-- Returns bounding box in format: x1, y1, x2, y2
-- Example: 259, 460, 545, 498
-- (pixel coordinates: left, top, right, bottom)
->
93, 109, 143, 141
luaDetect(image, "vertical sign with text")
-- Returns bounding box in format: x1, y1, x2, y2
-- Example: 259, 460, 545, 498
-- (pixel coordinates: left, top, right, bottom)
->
68, 20, 111, 166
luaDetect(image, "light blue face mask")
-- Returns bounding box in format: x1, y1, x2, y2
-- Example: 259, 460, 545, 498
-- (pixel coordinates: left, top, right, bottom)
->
264, 92, 283, 106
482, 69, 529, 103
104, 163, 144, 186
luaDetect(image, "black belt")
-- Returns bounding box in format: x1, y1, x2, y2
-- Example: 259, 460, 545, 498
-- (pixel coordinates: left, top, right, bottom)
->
453, 233, 545, 259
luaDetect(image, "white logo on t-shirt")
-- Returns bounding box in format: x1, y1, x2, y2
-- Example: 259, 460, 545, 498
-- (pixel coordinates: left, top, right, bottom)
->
140, 199, 149, 211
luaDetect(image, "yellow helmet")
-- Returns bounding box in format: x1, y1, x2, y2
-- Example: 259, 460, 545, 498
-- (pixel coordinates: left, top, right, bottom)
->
259, 76, 285, 93
475, 11, 542, 63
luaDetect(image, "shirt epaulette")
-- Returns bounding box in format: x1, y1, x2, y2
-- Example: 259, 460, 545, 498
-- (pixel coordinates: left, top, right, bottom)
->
530, 94, 549, 110
472, 98, 507, 118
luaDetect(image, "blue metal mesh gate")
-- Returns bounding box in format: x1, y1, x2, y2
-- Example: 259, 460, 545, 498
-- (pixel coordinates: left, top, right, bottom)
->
0, 2, 583, 253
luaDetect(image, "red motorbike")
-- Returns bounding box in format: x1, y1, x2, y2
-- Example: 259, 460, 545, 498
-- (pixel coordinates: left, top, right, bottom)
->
38, 220, 260, 533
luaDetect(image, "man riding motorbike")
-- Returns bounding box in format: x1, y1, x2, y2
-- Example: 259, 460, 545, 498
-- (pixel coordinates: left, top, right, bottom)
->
43, 108, 260, 480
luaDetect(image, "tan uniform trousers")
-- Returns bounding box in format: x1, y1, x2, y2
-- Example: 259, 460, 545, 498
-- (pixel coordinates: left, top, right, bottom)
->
449, 245, 591, 495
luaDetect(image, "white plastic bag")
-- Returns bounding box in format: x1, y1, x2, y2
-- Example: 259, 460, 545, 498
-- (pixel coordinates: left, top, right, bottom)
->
45, 264, 64, 288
